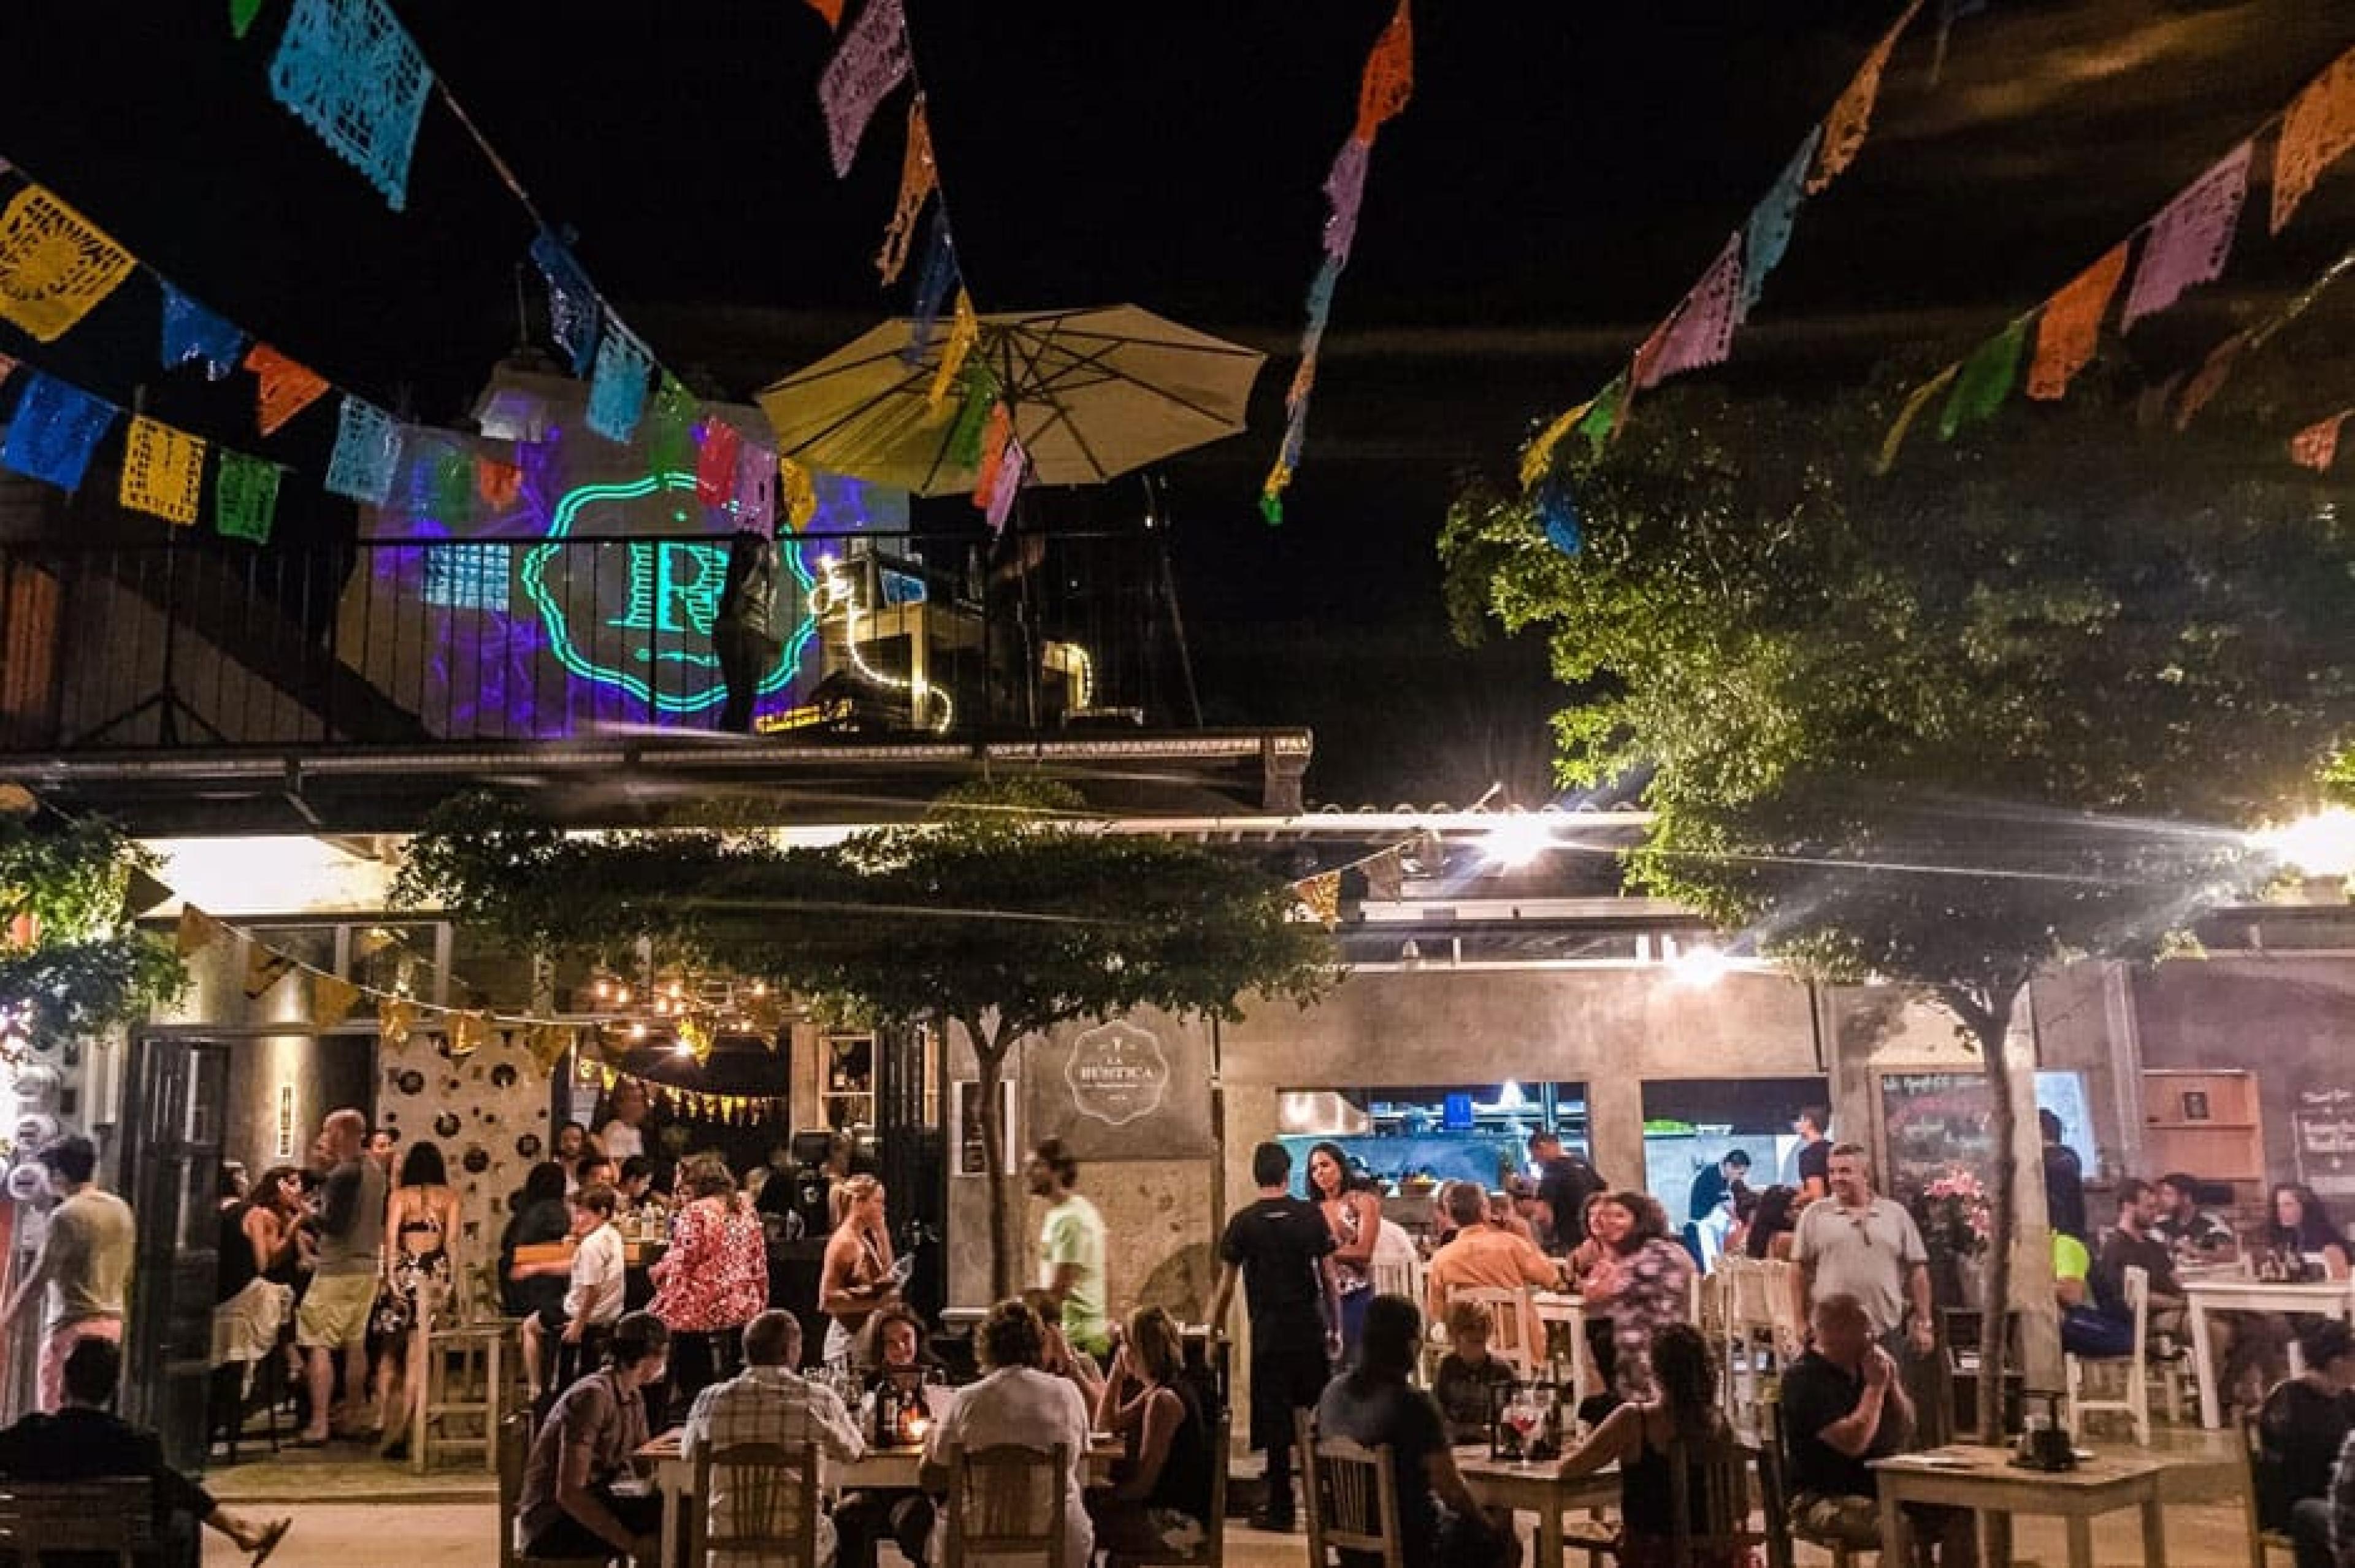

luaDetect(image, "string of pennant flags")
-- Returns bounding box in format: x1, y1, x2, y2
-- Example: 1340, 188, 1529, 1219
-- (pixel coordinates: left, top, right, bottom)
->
1287, 835, 1431, 928
1873, 42, 2355, 472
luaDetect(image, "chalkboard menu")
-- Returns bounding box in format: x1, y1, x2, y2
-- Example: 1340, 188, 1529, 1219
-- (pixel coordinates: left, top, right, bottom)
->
1874, 1069, 1997, 1198
2293, 1087, 2355, 1202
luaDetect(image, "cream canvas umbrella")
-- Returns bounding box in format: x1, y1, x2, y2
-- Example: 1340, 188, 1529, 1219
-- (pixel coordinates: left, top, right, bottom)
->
756, 304, 1264, 495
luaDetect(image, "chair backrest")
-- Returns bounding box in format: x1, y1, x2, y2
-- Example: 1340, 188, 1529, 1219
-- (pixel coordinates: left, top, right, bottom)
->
2241, 1409, 2295, 1547
497, 1412, 529, 1568
691, 1440, 822, 1567
1666, 1429, 1769, 1568
1295, 1409, 1404, 1568
0, 1477, 155, 1566
1752, 1412, 1795, 1568
1451, 1286, 1538, 1377
944, 1442, 1070, 1568
2122, 1264, 2151, 1362
1757, 1260, 1804, 1350
1203, 1410, 1232, 1568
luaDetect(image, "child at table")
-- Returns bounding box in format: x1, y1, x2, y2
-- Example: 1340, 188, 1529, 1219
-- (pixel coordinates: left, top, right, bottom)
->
1433, 1296, 1520, 1444
520, 1184, 626, 1404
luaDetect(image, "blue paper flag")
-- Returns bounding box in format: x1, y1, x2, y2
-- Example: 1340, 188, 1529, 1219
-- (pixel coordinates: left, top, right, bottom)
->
1536, 475, 1583, 557
267, 0, 434, 212
325, 396, 402, 504
1741, 126, 1821, 321
0, 373, 118, 492
528, 230, 601, 378
588, 323, 653, 442
159, 283, 248, 379
902, 210, 958, 366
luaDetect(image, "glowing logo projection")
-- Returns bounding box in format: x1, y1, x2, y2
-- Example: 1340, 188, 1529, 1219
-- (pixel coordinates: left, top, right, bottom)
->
519, 472, 818, 716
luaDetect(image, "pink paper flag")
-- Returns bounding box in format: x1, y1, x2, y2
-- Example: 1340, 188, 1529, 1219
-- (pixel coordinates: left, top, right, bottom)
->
733, 443, 776, 532
1634, 233, 1744, 389
819, 0, 911, 178
2291, 410, 2350, 472
2121, 142, 2252, 331
984, 439, 1027, 532
1322, 137, 1371, 264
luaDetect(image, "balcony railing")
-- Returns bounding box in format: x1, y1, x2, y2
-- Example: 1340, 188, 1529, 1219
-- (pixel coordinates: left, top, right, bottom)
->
0, 529, 1186, 752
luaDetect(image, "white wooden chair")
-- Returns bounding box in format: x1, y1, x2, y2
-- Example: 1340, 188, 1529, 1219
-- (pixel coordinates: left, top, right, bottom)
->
2066, 1263, 2151, 1445
1450, 1285, 1540, 1379
690, 1440, 822, 1568
1296, 1410, 1404, 1568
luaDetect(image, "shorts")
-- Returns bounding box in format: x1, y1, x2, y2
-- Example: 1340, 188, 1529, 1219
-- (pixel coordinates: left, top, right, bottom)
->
296, 1272, 378, 1350
38, 1318, 121, 1413
1788, 1491, 1880, 1549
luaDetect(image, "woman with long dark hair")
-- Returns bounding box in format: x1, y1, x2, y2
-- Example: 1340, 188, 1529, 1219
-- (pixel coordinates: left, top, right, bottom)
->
1580, 1190, 1696, 1410
1742, 1185, 1801, 1261
373, 1140, 459, 1456
1557, 1321, 1752, 1568
2269, 1184, 2352, 1279
1306, 1141, 1382, 1359
1086, 1306, 1216, 1558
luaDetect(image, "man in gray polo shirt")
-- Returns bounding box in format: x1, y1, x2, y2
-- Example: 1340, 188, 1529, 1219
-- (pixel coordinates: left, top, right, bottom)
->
1791, 1143, 1933, 1361
297, 1107, 387, 1442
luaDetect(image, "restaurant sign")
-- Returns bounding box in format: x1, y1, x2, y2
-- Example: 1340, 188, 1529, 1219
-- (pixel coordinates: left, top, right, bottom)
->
1065, 1019, 1171, 1127
2294, 1087, 2355, 1201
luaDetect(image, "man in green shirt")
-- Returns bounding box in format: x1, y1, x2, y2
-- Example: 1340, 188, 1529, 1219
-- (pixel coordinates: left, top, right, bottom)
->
1025, 1138, 1109, 1358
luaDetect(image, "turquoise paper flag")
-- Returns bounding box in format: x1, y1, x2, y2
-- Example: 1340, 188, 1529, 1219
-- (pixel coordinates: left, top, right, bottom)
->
587, 323, 652, 442
325, 396, 402, 503
1741, 127, 1821, 319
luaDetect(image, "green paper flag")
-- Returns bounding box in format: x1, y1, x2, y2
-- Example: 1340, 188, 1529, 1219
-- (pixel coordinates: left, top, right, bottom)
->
646, 376, 698, 479
946, 369, 999, 470
1577, 375, 1627, 457
214, 450, 280, 543
1939, 319, 2028, 441
431, 445, 473, 519
230, 0, 269, 39
1258, 491, 1284, 525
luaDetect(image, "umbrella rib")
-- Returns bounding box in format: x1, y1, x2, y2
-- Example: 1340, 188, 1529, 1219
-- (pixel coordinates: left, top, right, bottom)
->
1023, 336, 1250, 431
1016, 322, 1112, 483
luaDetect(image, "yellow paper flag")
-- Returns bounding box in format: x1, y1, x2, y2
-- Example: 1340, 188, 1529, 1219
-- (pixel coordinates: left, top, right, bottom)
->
451, 1009, 489, 1058
0, 186, 137, 343
175, 905, 223, 958
780, 457, 818, 529
925, 289, 981, 414
1296, 871, 1342, 928
1874, 364, 1956, 475
120, 416, 207, 526
378, 996, 418, 1051
243, 941, 298, 1001
526, 1023, 576, 1076
308, 973, 362, 1030
1520, 399, 1594, 491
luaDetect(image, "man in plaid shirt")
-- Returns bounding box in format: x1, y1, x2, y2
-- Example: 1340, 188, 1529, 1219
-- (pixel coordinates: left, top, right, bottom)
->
683, 1310, 866, 1566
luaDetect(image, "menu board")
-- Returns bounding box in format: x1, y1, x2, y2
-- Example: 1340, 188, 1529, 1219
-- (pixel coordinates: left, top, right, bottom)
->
2293, 1087, 2355, 1201
1874, 1069, 1997, 1199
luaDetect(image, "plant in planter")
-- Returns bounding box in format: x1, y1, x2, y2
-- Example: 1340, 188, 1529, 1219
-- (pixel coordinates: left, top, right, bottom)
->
0, 809, 186, 1066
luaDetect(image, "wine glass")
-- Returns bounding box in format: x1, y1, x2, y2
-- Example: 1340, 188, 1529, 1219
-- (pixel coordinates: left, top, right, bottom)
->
1504, 1393, 1543, 1469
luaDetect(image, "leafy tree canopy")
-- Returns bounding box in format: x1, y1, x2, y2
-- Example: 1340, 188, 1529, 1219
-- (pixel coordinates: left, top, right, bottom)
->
0, 811, 185, 1052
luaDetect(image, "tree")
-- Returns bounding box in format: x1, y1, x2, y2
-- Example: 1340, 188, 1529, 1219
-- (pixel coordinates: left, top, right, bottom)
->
0, 808, 185, 1059
1442, 373, 2355, 1439
395, 779, 1338, 1296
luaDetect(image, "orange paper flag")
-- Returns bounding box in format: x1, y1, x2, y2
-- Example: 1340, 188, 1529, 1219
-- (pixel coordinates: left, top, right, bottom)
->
1354, 1, 1414, 140
2291, 410, 2351, 472
2273, 48, 2355, 234
875, 98, 936, 286
805, 0, 843, 28
1808, 0, 1925, 194
2172, 332, 2246, 431
245, 343, 331, 436
477, 457, 523, 510
2026, 244, 2127, 401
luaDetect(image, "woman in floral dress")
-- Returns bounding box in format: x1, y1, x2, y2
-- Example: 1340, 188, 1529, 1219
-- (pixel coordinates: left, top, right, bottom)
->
648, 1156, 769, 1417
1578, 1189, 1695, 1411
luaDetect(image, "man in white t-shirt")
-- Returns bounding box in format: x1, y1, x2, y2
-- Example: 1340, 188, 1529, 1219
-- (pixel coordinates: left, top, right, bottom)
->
2, 1134, 136, 1413
922, 1299, 1093, 1568
596, 1081, 649, 1165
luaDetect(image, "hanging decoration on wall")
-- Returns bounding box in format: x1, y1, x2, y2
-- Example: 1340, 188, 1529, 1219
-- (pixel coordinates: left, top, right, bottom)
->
120, 416, 207, 527
1295, 871, 1342, 928
779, 457, 819, 529
266, 0, 434, 212
0, 372, 117, 491
876, 97, 936, 286
2170, 330, 2246, 430
1261, 0, 1413, 526
1807, 0, 1924, 194
451, 1009, 490, 1058
325, 395, 402, 505
1872, 364, 1956, 474
245, 343, 332, 435
477, 456, 523, 511
214, 449, 283, 543
819, 0, 913, 178
159, 285, 248, 380
587, 323, 654, 442
528, 231, 602, 377
0, 186, 137, 343
243, 939, 299, 1001
176, 906, 224, 958
731, 440, 777, 531
378, 995, 418, 1050
2292, 409, 2351, 472
645, 375, 700, 478
2121, 140, 2253, 332
2272, 49, 2355, 234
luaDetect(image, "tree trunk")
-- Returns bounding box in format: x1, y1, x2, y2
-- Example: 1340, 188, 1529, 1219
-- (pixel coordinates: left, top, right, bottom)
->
1973, 1008, 2020, 1446
965, 1014, 1021, 1302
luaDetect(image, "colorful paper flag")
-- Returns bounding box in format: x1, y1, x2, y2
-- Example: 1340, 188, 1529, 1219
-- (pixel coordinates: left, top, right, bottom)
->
1636, 232, 1744, 388
587, 323, 653, 442
1807, 0, 1924, 194
2172, 331, 2246, 430
1296, 871, 1342, 927
1741, 127, 1821, 319
0, 187, 137, 343
244, 940, 298, 1000
120, 416, 208, 527
805, 0, 844, 27
2121, 141, 2253, 331
378, 995, 417, 1050
1874, 364, 1956, 473
2272, 48, 2355, 235
2026, 243, 2127, 401
876, 96, 936, 286
267, 0, 434, 212
476, 457, 522, 511
245, 343, 331, 435
2291, 410, 2350, 472
902, 210, 958, 365
0, 373, 118, 492
528, 230, 602, 377
1354, 1, 1415, 140
176, 906, 224, 958
732, 441, 776, 531
1323, 137, 1371, 264
309, 973, 362, 1028
1535, 474, 1582, 557
696, 418, 744, 508
1520, 399, 1592, 491
819, 0, 912, 178
925, 288, 980, 412
159, 285, 247, 379
1938, 320, 2026, 440
325, 396, 402, 504
214, 449, 282, 543
646, 376, 699, 478
971, 402, 1014, 502
451, 1009, 489, 1058
982, 439, 1026, 532
231, 0, 270, 38
779, 457, 818, 529
0, 354, 15, 387
948, 375, 1000, 469
1577, 376, 1627, 457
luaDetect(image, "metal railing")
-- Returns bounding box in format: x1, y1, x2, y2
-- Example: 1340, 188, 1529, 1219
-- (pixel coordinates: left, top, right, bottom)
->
0, 529, 1189, 752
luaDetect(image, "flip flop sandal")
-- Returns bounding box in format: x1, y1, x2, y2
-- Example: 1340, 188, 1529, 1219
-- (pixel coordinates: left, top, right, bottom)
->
250, 1518, 291, 1567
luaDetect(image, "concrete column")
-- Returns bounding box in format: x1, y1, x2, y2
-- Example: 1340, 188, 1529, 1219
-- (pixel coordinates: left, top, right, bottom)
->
1586, 1065, 1645, 1190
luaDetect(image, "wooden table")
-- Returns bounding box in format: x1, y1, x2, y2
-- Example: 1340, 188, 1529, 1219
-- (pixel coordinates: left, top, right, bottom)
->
1456, 1446, 1620, 1568
1871, 1444, 2170, 1568
2183, 1276, 2355, 1428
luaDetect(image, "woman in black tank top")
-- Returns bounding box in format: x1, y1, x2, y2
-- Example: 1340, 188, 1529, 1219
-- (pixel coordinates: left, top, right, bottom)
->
1555, 1321, 1753, 1568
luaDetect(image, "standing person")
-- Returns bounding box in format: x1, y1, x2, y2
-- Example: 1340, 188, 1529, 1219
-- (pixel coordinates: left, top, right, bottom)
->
2, 1133, 136, 1415
1780, 1293, 1977, 1566
294, 1108, 387, 1444
681, 1310, 864, 1568
713, 521, 781, 734
1305, 1140, 1382, 1360
1791, 1106, 1832, 1203
1314, 1295, 1519, 1568
1206, 1141, 1342, 1534
1790, 1144, 1932, 1367
1687, 1150, 1751, 1227
921, 1298, 1097, 1568
1026, 1137, 1111, 1360
1528, 1130, 1607, 1253
1579, 1190, 1698, 1410
649, 1156, 770, 1415
373, 1140, 461, 1460
2039, 1109, 2088, 1242
595, 1080, 650, 1165
819, 1175, 900, 1367
515, 1312, 670, 1561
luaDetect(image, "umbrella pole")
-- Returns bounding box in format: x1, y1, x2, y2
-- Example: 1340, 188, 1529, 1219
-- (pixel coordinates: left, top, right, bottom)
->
1147, 473, 1204, 729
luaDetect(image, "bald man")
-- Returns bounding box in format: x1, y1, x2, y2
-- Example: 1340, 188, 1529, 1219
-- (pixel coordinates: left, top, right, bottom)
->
297, 1107, 387, 1442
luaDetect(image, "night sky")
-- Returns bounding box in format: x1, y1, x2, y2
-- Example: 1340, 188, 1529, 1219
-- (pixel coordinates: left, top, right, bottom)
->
1, 0, 2349, 803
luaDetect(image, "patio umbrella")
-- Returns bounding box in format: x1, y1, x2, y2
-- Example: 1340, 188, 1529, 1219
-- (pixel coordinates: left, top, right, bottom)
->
756, 305, 1265, 496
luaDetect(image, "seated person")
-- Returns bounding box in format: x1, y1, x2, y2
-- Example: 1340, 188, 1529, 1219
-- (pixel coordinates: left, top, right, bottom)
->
682, 1311, 864, 1568
1782, 1293, 1976, 1567
1556, 1322, 1744, 1568
0, 1337, 290, 1566
1086, 1306, 1216, 1559
1314, 1294, 1519, 1568
922, 1299, 1095, 1568
515, 1310, 670, 1561
838, 1304, 940, 1568
1431, 1296, 1520, 1444
1424, 1180, 1563, 1347
2092, 1179, 2186, 1333
2255, 1320, 2355, 1568
518, 1183, 627, 1405
2054, 1227, 2133, 1359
